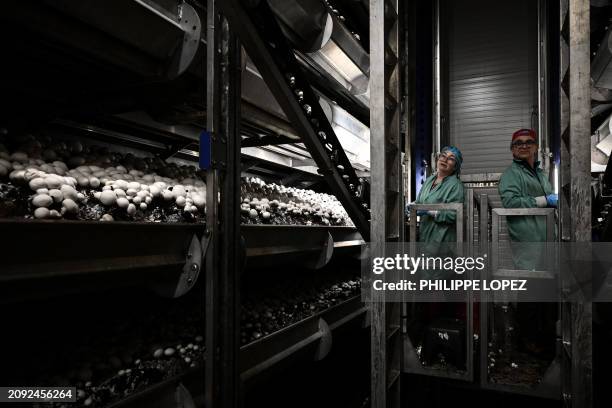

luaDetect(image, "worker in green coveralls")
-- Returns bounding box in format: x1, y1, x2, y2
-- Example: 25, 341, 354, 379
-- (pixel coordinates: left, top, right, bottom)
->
406, 147, 465, 341
498, 128, 557, 269
498, 128, 557, 356
409, 146, 465, 243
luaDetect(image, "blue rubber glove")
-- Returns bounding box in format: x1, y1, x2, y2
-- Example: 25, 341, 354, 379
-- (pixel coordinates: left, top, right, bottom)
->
546, 194, 558, 208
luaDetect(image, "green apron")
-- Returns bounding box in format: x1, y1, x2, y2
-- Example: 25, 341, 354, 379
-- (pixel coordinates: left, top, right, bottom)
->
498, 159, 554, 270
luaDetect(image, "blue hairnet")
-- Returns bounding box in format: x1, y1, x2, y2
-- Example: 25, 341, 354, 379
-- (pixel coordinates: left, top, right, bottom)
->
441, 146, 463, 174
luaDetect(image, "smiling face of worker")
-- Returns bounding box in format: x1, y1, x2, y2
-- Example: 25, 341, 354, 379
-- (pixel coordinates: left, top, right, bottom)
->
437, 151, 456, 177
511, 136, 538, 164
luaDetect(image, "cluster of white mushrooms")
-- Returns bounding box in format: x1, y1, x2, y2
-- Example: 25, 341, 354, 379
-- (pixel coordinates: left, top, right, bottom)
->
0, 135, 352, 226
240, 177, 353, 226
1, 148, 206, 221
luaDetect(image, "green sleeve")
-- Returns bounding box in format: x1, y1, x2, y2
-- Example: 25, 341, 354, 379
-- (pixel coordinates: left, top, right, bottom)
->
539, 173, 554, 196
434, 179, 464, 224
499, 172, 537, 208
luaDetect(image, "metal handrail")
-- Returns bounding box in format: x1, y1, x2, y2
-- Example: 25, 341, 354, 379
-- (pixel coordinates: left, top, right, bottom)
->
490, 207, 556, 279
408, 203, 464, 243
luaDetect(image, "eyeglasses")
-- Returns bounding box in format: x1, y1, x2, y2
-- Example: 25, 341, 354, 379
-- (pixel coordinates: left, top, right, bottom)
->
511, 139, 536, 148
438, 153, 456, 162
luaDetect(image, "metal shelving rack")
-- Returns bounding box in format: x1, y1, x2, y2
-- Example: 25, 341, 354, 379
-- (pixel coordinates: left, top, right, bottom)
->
1, 1, 372, 407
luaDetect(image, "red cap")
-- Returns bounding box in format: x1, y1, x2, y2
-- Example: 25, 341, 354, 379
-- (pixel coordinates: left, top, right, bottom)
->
512, 128, 536, 142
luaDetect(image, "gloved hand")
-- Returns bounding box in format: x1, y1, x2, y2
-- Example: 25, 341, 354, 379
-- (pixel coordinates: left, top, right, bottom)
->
405, 202, 414, 216
546, 194, 558, 208
417, 210, 439, 218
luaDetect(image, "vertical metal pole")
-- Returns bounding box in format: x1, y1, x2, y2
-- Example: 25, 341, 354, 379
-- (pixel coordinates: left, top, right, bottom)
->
560, 0, 592, 406
432, 0, 441, 159
568, 0, 592, 406
205, 2, 220, 405
370, 0, 404, 406
538, 0, 551, 176
370, 0, 387, 405
206, 1, 241, 407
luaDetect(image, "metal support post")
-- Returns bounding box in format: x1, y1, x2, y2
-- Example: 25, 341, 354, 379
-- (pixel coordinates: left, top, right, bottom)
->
370, 0, 404, 407
205, 1, 242, 407
559, 0, 592, 406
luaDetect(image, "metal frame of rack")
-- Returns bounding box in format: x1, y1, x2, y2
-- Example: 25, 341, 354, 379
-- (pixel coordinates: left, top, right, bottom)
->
369, 0, 405, 406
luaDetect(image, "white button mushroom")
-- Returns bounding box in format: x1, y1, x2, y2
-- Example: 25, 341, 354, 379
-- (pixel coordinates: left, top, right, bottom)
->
49, 189, 63, 203
127, 203, 137, 216
127, 182, 140, 191
172, 185, 186, 199
34, 207, 50, 219
60, 185, 79, 201
114, 180, 129, 190
99, 190, 117, 206
101, 214, 114, 222
116, 197, 129, 208
139, 202, 147, 211
32, 194, 53, 208
89, 177, 101, 188
162, 190, 174, 202
176, 196, 186, 207
77, 176, 89, 188
45, 175, 63, 189
29, 177, 46, 191
149, 185, 161, 197
62, 199, 78, 214
10, 152, 28, 162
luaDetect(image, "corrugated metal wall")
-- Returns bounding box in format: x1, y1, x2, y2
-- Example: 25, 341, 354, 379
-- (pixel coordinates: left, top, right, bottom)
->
447, 0, 538, 175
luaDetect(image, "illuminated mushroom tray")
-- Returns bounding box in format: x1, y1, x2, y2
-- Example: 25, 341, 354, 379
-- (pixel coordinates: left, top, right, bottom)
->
0, 132, 352, 227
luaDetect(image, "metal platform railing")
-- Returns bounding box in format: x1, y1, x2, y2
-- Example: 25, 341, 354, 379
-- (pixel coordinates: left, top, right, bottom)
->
480, 195, 561, 399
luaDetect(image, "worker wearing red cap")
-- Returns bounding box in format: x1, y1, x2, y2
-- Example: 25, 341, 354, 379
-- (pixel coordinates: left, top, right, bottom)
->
498, 129, 558, 355
499, 129, 557, 251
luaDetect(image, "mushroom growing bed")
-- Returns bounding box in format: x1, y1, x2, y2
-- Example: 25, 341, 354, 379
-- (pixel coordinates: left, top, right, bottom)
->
6, 268, 361, 408
0, 132, 352, 226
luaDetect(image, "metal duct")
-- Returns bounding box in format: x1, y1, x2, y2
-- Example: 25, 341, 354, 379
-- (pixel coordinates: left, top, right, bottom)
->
267, 0, 370, 101
267, 0, 332, 52
44, 0, 202, 79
